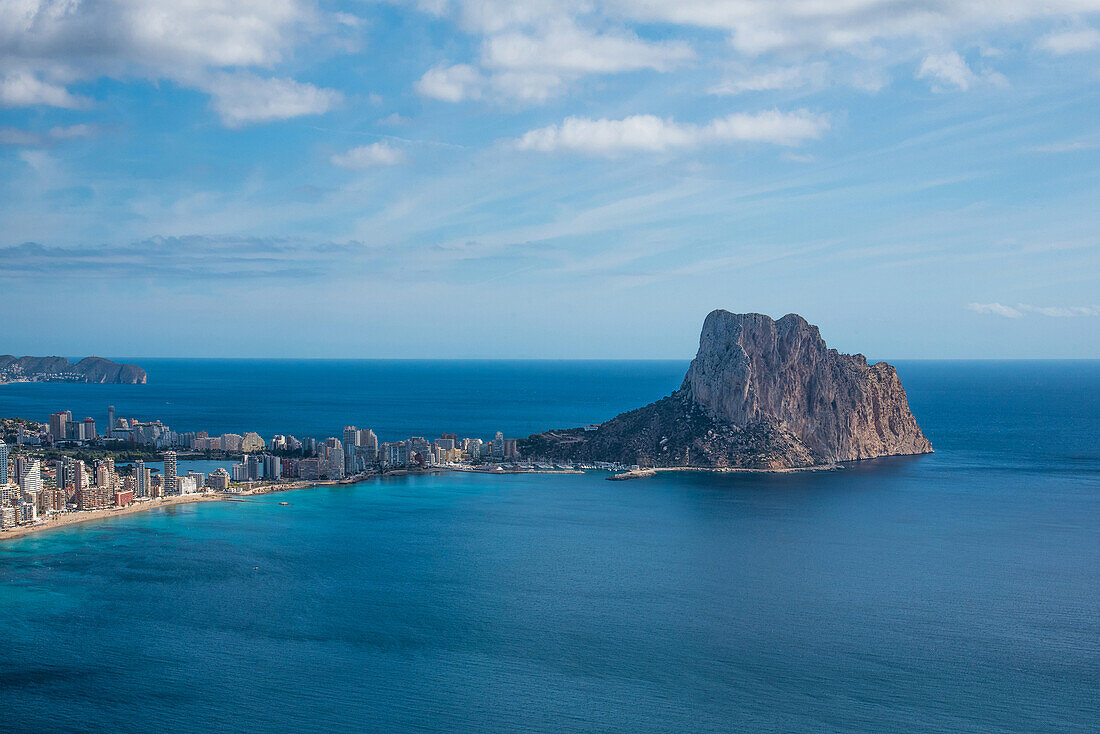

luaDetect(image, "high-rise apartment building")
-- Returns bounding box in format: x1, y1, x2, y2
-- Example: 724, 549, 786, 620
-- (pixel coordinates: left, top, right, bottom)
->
324, 439, 345, 479
163, 451, 178, 495
135, 460, 147, 497
343, 426, 359, 448
107, 405, 115, 438
49, 411, 70, 442
358, 429, 378, 461
0, 439, 8, 483
20, 459, 43, 497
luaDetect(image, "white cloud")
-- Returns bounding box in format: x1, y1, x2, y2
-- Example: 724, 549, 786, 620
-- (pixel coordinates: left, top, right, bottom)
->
1018, 304, 1100, 317
0, 123, 99, 146
409, 1, 1100, 103
0, 72, 88, 109
916, 52, 979, 91
514, 109, 828, 155
204, 73, 342, 127
481, 23, 693, 74
0, 0, 345, 125
1037, 27, 1100, 54
916, 51, 1007, 92
968, 302, 1023, 317
416, 15, 693, 103
709, 65, 820, 95
378, 113, 411, 126
1031, 139, 1100, 152
968, 302, 1100, 318
331, 142, 405, 169
416, 64, 484, 102
608, 0, 1100, 54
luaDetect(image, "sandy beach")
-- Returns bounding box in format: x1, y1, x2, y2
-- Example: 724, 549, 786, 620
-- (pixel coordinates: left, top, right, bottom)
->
0, 469, 456, 543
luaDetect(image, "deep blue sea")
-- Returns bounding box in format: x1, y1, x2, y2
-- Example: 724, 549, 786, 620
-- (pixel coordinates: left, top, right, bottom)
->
1, 360, 1098, 733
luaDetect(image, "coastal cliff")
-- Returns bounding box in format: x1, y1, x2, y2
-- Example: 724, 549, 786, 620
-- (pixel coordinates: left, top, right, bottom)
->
0, 355, 147, 384
521, 311, 932, 469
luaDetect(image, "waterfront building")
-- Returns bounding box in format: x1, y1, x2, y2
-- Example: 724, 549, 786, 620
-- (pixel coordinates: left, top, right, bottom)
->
187, 471, 205, 491
357, 429, 378, 461
39, 488, 66, 513
381, 442, 409, 468
78, 483, 112, 510
434, 437, 455, 452
270, 435, 287, 452
107, 405, 114, 438
246, 454, 264, 481
492, 432, 504, 459
192, 436, 222, 451
221, 433, 243, 452
299, 457, 321, 480
462, 438, 483, 460
263, 455, 281, 482
231, 462, 249, 483
163, 451, 178, 495
0, 505, 16, 529
286, 435, 303, 452
503, 438, 518, 459
208, 468, 230, 491
19, 501, 37, 523
407, 437, 431, 465
0, 439, 8, 483
135, 460, 148, 497
177, 476, 197, 495
324, 439, 345, 479
0, 483, 18, 508
114, 489, 134, 507
241, 432, 265, 453
343, 426, 359, 448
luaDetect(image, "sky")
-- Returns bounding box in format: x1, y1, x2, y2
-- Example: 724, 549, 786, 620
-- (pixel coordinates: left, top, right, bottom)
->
1, 0, 1098, 359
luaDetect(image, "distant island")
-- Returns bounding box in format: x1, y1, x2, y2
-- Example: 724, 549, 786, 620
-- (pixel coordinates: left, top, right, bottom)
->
521, 311, 932, 470
0, 356, 147, 384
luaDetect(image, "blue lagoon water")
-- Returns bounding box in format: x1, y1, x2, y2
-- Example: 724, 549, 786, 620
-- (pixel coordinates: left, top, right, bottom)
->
1, 360, 1097, 733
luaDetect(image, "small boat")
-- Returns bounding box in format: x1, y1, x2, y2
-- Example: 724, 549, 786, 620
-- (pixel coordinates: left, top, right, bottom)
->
278, 501, 290, 506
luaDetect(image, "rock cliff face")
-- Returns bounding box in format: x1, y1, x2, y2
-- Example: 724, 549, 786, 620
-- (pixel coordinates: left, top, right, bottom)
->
0, 355, 147, 384
521, 311, 931, 469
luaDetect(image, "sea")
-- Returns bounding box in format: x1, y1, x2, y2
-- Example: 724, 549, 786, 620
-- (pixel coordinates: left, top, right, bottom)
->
1, 359, 1097, 733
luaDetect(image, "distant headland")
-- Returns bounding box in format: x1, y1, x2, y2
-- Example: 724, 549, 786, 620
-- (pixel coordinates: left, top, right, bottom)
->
521, 310, 932, 470
0, 356, 147, 385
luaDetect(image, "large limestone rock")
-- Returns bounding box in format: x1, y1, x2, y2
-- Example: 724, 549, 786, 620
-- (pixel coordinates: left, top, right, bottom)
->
681, 311, 931, 462
521, 310, 932, 469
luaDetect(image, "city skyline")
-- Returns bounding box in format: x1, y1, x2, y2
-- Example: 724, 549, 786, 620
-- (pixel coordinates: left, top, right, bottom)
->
1, 2, 1098, 358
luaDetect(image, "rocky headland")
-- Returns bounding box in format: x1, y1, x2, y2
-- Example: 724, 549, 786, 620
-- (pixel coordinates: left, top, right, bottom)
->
520, 311, 932, 470
0, 355, 147, 384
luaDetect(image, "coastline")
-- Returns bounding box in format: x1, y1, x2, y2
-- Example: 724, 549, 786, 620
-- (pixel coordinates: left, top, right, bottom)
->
1, 462, 841, 543
0, 493, 223, 541
0, 471, 419, 543
608, 464, 838, 480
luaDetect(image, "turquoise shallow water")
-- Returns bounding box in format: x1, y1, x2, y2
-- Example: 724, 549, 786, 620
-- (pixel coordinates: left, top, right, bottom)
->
1, 360, 1098, 733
